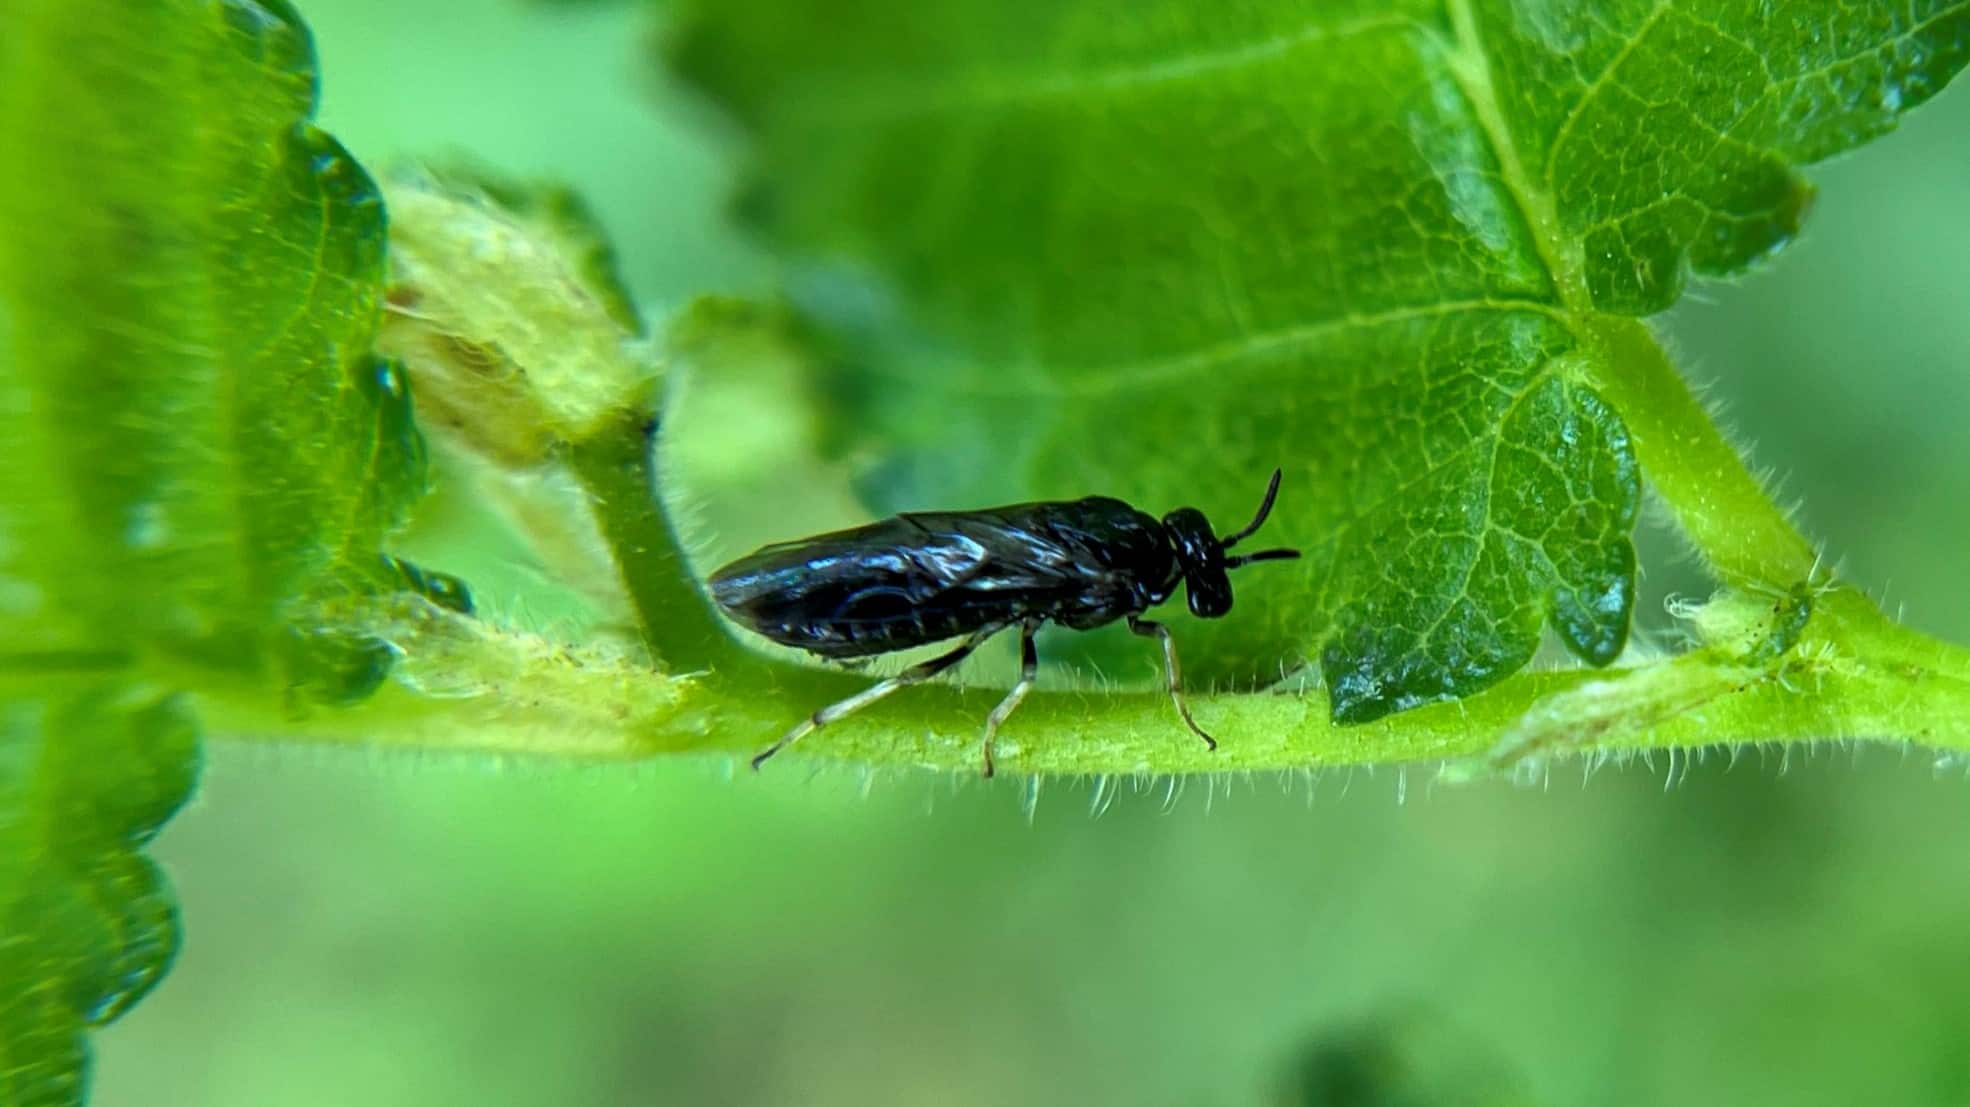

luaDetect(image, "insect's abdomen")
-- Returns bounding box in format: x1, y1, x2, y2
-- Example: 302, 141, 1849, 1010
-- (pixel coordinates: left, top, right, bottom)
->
713, 582, 1012, 657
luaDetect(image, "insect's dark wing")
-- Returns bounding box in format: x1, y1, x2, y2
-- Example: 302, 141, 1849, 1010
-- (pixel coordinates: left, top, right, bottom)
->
708, 499, 1163, 658
708, 515, 1005, 657
919, 507, 1127, 598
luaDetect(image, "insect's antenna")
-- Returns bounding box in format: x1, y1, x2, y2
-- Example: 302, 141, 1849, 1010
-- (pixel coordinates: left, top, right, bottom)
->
1224, 548, 1301, 569
1219, 468, 1284, 550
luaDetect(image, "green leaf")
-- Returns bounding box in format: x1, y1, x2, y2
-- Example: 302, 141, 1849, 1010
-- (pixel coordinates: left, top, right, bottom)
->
1, 0, 426, 1094
0, 684, 200, 1106
666, 0, 1969, 723
0, 0, 423, 677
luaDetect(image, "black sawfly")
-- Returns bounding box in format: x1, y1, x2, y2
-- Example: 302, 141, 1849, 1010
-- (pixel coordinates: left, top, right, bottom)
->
708, 469, 1300, 776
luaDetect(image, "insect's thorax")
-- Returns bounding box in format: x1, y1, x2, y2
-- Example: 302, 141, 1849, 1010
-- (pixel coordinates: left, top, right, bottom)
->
1031, 498, 1181, 629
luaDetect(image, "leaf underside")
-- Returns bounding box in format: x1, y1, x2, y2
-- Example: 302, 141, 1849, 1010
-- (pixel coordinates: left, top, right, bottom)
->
668, 0, 1969, 721
1, 0, 423, 1096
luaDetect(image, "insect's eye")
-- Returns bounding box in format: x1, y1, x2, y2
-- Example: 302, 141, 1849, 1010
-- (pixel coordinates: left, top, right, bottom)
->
1186, 577, 1232, 618
1161, 508, 1232, 618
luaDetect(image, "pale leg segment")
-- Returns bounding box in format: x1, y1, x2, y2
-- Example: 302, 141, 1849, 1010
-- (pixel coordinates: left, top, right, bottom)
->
978, 619, 1041, 779
1128, 615, 1217, 751
749, 626, 1001, 771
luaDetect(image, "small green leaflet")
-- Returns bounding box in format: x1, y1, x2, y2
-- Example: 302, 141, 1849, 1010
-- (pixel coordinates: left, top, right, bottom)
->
668, 0, 1968, 721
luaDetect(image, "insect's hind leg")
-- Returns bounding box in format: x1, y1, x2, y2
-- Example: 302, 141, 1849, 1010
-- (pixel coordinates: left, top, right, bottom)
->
977, 619, 1042, 779
750, 626, 1001, 771
1128, 615, 1217, 752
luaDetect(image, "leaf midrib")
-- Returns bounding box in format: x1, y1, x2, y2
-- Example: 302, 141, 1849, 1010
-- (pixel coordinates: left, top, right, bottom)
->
1443, 0, 1594, 316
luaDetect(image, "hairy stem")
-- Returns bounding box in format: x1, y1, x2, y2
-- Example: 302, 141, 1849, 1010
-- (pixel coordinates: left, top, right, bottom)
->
562, 413, 738, 673
206, 587, 1970, 774
1586, 315, 1821, 590
202, 630, 1970, 772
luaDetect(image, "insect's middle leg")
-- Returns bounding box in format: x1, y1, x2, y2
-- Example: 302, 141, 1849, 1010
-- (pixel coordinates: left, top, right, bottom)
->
977, 618, 1042, 779
750, 626, 1001, 771
1128, 615, 1217, 752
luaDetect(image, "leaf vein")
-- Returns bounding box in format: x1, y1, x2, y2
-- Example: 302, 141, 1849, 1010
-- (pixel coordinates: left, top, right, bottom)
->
782, 12, 1442, 123
1541, 0, 1671, 187
857, 298, 1564, 399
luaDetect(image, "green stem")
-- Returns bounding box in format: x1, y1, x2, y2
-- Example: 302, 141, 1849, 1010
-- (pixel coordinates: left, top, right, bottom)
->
1587, 315, 1820, 590
200, 630, 1970, 772
562, 413, 738, 672
201, 587, 1970, 773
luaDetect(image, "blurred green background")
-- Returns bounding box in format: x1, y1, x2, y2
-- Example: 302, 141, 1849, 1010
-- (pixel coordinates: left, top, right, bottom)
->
95, 2, 1970, 1104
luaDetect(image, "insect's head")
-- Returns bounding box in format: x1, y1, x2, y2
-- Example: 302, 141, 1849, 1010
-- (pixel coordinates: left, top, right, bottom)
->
1162, 468, 1302, 619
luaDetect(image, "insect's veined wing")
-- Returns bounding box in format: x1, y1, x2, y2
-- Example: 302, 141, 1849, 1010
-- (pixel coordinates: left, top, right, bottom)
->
707, 515, 985, 613
706, 503, 1130, 657
913, 504, 1133, 595
706, 514, 1003, 656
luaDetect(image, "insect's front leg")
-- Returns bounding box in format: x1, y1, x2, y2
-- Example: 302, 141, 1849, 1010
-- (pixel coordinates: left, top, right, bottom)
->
1128, 615, 1218, 752
750, 625, 1003, 771
977, 618, 1043, 779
